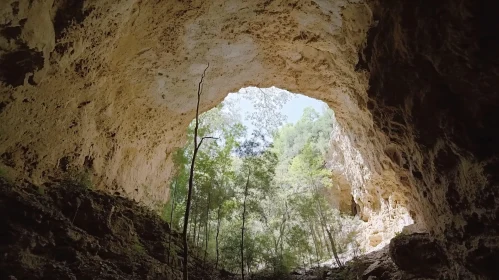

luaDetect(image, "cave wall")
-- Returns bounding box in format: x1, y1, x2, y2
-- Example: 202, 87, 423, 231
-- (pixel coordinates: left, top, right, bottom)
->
360, 0, 499, 278
1, 0, 398, 214
326, 114, 413, 251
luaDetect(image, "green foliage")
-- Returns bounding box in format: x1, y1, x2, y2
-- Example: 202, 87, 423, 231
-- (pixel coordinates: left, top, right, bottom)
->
239, 87, 292, 137
37, 186, 45, 196
0, 165, 14, 183
171, 98, 358, 276
219, 222, 244, 271
63, 168, 93, 190
133, 241, 147, 254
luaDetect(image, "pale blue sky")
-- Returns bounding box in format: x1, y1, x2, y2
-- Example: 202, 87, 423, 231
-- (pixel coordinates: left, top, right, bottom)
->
281, 93, 327, 124
222, 87, 328, 136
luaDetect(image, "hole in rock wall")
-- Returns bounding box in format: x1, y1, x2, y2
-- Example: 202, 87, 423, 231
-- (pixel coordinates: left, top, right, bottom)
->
164, 86, 413, 271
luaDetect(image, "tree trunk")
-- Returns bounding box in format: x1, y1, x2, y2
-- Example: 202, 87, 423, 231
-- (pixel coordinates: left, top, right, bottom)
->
279, 202, 288, 258
193, 202, 198, 245
215, 205, 222, 269
241, 171, 250, 280
308, 222, 320, 267
314, 222, 325, 257
169, 179, 177, 227
215, 166, 226, 270
316, 196, 343, 268
182, 63, 209, 280
326, 227, 343, 268
318, 213, 331, 254
196, 216, 201, 247
189, 212, 194, 241
204, 188, 211, 264
168, 179, 177, 266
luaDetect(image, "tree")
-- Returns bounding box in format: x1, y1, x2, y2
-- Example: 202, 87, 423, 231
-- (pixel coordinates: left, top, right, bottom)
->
235, 133, 277, 279
213, 124, 243, 268
172, 96, 356, 277
239, 87, 292, 138
182, 63, 216, 280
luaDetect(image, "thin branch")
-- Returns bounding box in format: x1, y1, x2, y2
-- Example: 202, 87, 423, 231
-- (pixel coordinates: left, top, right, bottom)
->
197, 136, 218, 149
195, 63, 211, 131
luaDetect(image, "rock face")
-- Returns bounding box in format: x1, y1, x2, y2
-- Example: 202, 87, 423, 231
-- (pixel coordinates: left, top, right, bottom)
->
389, 233, 448, 278
0, 0, 413, 252
326, 115, 413, 252
0, 178, 231, 280
360, 0, 499, 278
1, 0, 499, 278
0, 0, 375, 210
298, 238, 446, 280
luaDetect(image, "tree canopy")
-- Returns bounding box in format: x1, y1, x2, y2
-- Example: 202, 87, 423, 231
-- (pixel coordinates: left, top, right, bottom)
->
165, 93, 360, 277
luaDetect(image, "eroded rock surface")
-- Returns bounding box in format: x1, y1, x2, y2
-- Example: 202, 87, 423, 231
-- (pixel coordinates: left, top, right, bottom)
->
0, 178, 231, 280
389, 233, 448, 278
360, 0, 499, 278
0, 0, 376, 210
0, 0, 414, 253
273, 236, 445, 280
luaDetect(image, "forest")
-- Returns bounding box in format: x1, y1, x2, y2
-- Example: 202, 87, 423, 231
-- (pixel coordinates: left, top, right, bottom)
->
163, 89, 361, 278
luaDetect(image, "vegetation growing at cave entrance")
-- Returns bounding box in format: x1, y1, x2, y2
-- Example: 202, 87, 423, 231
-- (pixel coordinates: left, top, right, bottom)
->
166, 91, 361, 278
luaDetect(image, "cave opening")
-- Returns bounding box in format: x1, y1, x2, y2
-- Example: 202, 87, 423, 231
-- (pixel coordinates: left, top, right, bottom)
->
1, 0, 498, 279
165, 86, 413, 274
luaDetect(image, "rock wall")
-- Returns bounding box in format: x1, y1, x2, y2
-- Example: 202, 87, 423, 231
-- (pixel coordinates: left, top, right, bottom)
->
326, 115, 413, 252
360, 0, 499, 278
1, 0, 498, 278
0, 0, 386, 211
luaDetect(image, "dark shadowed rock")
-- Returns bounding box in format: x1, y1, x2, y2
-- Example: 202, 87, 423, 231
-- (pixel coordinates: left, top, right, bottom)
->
389, 233, 448, 277
0, 178, 231, 280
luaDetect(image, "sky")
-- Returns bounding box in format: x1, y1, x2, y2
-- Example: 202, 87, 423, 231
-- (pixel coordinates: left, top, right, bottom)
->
223, 87, 328, 132
281, 92, 327, 124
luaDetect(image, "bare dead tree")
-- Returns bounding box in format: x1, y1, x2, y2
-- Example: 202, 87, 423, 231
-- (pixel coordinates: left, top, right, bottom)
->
182, 63, 217, 280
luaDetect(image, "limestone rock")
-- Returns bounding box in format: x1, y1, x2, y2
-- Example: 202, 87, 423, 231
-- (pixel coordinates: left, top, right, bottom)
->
0, 0, 377, 211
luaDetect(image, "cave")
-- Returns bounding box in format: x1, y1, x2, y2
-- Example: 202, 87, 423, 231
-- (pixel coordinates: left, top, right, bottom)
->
1, 0, 498, 279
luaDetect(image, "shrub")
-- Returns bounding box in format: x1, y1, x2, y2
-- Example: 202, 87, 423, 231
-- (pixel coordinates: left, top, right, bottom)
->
63, 168, 93, 190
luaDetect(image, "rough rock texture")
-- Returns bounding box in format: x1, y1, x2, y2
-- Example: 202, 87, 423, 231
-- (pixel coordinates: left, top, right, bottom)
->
0, 187, 447, 280
0, 0, 412, 251
285, 235, 448, 280
326, 116, 413, 252
0, 178, 232, 280
1, 0, 499, 278
0, 0, 382, 211
359, 0, 499, 279
389, 233, 448, 278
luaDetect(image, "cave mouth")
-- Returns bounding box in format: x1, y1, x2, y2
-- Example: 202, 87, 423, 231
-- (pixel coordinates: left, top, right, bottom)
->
0, 0, 498, 278
165, 86, 414, 273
